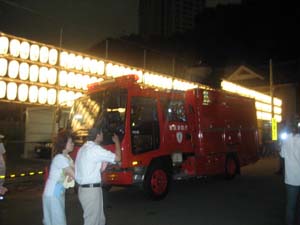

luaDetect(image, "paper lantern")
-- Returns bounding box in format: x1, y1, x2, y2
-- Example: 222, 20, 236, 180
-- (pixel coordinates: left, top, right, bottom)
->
30, 44, 40, 61
38, 87, 47, 104
59, 71, 68, 86
29, 65, 39, 82
97, 60, 105, 75
83, 57, 90, 72
75, 55, 83, 70
9, 39, 20, 57
39, 67, 48, 83
0, 36, 9, 54
48, 68, 57, 84
49, 48, 58, 65
75, 74, 83, 89
18, 84, 28, 101
20, 41, 30, 59
67, 72, 75, 88
0, 58, 8, 76
29, 85, 38, 103
0, 81, 6, 98
39, 46, 49, 63
60, 51, 68, 67
47, 88, 56, 105
8, 60, 19, 78
7, 82, 17, 100
19, 62, 29, 80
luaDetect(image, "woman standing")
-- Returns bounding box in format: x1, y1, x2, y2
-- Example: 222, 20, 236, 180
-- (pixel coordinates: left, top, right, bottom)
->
42, 130, 75, 225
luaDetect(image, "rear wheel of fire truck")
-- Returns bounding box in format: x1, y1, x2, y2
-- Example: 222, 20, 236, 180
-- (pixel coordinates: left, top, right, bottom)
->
143, 160, 171, 200
225, 154, 239, 180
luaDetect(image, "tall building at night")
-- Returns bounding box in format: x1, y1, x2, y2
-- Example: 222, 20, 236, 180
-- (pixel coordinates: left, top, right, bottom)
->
139, 0, 205, 37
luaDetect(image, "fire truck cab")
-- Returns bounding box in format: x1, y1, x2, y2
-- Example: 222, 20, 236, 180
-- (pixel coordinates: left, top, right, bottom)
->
69, 75, 259, 200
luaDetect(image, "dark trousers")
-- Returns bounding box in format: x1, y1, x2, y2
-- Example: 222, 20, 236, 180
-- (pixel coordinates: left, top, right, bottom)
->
286, 184, 300, 225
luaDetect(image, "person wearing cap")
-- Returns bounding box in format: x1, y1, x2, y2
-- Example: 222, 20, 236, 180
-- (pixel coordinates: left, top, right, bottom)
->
0, 134, 7, 195
75, 127, 121, 225
280, 123, 300, 225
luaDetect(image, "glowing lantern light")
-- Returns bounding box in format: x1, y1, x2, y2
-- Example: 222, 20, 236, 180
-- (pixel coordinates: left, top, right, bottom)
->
106, 63, 113, 76
19, 62, 29, 80
75, 74, 83, 89
59, 71, 68, 86
39, 46, 49, 63
83, 57, 90, 72
0, 81, 6, 98
90, 59, 98, 74
39, 67, 48, 83
67, 91, 75, 107
75, 55, 83, 70
97, 61, 105, 75
67, 72, 75, 88
29, 65, 39, 82
82, 75, 90, 90
48, 68, 57, 84
18, 84, 28, 101
30, 44, 40, 61
7, 82, 17, 100
8, 60, 19, 78
38, 87, 47, 104
49, 48, 58, 65
67, 53, 75, 69
0, 58, 8, 76
47, 88, 56, 105
20, 41, 30, 59
60, 51, 68, 67
58, 90, 67, 104
89, 76, 98, 85
0, 36, 9, 54
29, 85, 38, 103
9, 39, 20, 57
75, 92, 83, 99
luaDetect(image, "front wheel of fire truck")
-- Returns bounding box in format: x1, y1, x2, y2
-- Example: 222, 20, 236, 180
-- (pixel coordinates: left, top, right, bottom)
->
225, 155, 239, 180
143, 160, 171, 201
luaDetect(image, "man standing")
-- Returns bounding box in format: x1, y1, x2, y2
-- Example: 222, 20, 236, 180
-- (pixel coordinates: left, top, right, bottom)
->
75, 128, 121, 225
280, 124, 300, 225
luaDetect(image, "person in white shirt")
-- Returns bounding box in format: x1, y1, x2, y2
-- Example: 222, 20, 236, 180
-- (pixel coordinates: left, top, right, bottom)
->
280, 124, 300, 225
75, 127, 121, 225
0, 134, 7, 195
42, 130, 75, 225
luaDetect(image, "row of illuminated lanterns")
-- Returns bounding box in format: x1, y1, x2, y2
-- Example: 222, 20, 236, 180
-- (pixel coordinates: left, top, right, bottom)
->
221, 80, 282, 106
0, 58, 103, 90
0, 36, 105, 75
221, 80, 282, 122
257, 111, 282, 123
0, 57, 201, 92
0, 81, 83, 106
0, 34, 205, 92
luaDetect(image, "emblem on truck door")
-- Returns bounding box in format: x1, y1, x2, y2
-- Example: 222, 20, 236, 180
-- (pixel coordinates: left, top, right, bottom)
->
176, 132, 183, 143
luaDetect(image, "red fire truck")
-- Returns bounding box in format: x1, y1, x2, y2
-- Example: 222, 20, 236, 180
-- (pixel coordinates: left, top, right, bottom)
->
69, 75, 259, 200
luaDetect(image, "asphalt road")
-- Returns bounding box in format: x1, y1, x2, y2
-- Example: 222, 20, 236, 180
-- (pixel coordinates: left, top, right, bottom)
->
0, 157, 285, 225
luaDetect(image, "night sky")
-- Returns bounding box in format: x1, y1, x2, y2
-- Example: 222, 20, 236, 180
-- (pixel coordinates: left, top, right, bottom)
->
0, 0, 139, 51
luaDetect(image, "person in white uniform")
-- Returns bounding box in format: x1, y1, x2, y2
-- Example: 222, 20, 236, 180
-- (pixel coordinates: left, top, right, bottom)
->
0, 134, 7, 195
280, 124, 300, 225
42, 130, 75, 225
75, 127, 121, 225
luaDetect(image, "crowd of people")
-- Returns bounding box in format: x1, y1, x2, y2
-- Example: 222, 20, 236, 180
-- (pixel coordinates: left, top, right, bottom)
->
42, 127, 121, 225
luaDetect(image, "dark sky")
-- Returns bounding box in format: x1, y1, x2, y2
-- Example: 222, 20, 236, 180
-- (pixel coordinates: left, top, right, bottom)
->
0, 0, 138, 51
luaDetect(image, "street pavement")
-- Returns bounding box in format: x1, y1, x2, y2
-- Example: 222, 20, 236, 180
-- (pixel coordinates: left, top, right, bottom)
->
0, 157, 285, 225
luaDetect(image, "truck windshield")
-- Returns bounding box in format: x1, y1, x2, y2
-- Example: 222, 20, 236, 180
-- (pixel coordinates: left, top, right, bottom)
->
69, 88, 127, 145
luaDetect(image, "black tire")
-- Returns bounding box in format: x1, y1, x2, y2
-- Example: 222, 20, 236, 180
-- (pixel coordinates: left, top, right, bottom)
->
143, 160, 171, 200
225, 155, 239, 180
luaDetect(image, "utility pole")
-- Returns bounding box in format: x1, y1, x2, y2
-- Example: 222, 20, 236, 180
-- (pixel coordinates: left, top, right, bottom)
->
270, 59, 274, 119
